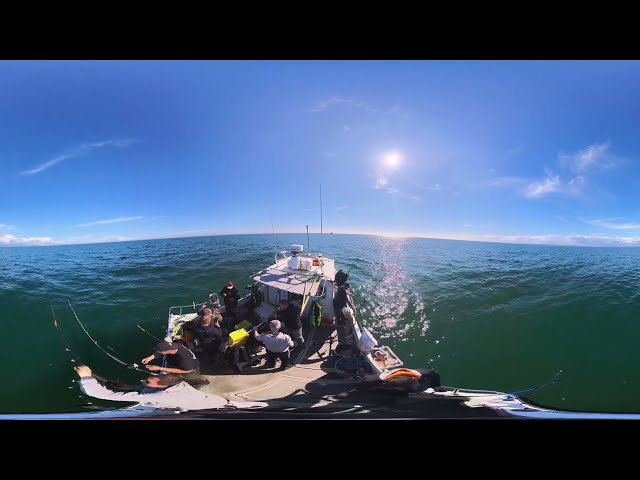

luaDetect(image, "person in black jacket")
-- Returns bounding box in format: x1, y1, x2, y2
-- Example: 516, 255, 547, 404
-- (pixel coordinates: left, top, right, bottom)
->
333, 282, 350, 325
274, 299, 304, 347
335, 269, 348, 287
220, 281, 240, 321
190, 308, 229, 360
246, 284, 264, 321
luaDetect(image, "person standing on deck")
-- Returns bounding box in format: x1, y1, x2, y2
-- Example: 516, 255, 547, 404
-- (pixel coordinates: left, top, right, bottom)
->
253, 319, 294, 371
335, 268, 348, 287
246, 284, 264, 321
333, 282, 350, 325
274, 298, 304, 347
220, 281, 240, 325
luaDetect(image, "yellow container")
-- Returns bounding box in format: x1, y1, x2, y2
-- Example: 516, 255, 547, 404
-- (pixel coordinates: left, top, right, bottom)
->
228, 328, 248, 348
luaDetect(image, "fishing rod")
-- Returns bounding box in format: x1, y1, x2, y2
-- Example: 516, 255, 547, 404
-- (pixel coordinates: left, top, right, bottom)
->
137, 324, 162, 341
508, 369, 565, 396
67, 299, 151, 375
354, 272, 388, 310
51, 302, 79, 365
51, 302, 139, 386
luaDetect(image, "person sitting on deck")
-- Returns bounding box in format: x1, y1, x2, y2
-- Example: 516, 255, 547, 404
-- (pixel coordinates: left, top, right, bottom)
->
253, 319, 294, 371
141, 340, 208, 386
274, 298, 304, 347
191, 308, 229, 362
74, 365, 267, 411
220, 281, 240, 323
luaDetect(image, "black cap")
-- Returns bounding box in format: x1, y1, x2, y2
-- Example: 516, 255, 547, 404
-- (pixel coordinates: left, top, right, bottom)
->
155, 340, 177, 352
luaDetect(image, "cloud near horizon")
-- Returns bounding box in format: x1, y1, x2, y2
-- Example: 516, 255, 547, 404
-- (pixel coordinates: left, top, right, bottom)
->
581, 218, 640, 231
491, 142, 619, 200
476, 233, 640, 247
0, 234, 54, 246
21, 138, 138, 175
75, 216, 144, 227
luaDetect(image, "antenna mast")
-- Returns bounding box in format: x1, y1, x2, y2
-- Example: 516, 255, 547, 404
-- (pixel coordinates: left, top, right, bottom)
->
320, 184, 323, 247
271, 214, 277, 263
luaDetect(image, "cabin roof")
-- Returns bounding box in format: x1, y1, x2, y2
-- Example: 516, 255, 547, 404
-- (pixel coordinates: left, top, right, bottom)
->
252, 255, 335, 296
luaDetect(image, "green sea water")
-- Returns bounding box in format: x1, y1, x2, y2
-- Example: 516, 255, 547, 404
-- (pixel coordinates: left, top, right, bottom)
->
2, 233, 640, 414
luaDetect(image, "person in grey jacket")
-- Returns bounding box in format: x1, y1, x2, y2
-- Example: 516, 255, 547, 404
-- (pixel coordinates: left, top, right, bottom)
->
74, 365, 267, 411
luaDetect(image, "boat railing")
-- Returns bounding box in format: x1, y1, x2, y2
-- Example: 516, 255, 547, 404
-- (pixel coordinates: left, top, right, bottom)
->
167, 294, 221, 319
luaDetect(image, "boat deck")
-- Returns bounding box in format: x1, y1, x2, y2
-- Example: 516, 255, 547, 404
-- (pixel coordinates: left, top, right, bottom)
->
197, 316, 505, 418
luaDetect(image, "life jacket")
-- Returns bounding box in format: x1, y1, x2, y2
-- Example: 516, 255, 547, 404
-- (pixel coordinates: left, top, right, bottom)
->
311, 300, 322, 327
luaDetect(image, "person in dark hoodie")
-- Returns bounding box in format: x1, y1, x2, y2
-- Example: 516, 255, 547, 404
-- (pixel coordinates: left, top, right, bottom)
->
220, 281, 240, 321
274, 298, 304, 347
191, 308, 229, 362
335, 268, 348, 287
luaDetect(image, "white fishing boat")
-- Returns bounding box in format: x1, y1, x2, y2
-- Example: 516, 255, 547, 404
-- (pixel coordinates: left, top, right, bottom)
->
9, 244, 640, 419
164, 244, 409, 406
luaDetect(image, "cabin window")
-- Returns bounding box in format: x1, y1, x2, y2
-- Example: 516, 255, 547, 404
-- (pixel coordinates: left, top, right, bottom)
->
266, 286, 279, 305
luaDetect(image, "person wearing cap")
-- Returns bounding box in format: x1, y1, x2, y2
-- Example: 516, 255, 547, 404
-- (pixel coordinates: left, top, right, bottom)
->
74, 365, 268, 411
253, 319, 294, 371
220, 281, 240, 321
141, 339, 210, 386
141, 340, 199, 375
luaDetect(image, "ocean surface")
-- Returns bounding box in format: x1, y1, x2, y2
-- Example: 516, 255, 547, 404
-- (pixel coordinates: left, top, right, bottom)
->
1, 233, 640, 414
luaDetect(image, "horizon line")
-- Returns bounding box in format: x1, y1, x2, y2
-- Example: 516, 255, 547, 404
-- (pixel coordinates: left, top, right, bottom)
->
2, 231, 639, 249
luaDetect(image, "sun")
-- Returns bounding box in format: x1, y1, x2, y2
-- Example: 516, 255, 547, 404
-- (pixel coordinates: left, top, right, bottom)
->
383, 151, 402, 170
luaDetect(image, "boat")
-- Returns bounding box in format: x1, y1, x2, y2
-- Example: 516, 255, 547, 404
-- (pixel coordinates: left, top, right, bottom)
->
5, 243, 640, 419
148, 243, 640, 419
165, 243, 412, 406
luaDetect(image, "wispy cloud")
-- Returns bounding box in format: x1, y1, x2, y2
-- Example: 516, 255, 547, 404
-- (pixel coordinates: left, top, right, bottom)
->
0, 224, 16, 230
343, 125, 351, 133
76, 216, 144, 227
490, 142, 620, 200
375, 176, 388, 189
478, 233, 640, 247
560, 142, 618, 174
310, 97, 377, 113
336, 205, 348, 212
0, 234, 54, 246
382, 187, 421, 202
581, 218, 640, 230
525, 169, 562, 198
488, 176, 528, 188
21, 138, 138, 175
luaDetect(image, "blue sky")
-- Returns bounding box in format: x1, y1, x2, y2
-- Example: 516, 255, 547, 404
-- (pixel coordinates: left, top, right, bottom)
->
2, 60, 640, 247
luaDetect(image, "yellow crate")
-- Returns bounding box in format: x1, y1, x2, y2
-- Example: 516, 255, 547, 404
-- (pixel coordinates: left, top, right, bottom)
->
228, 328, 248, 348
